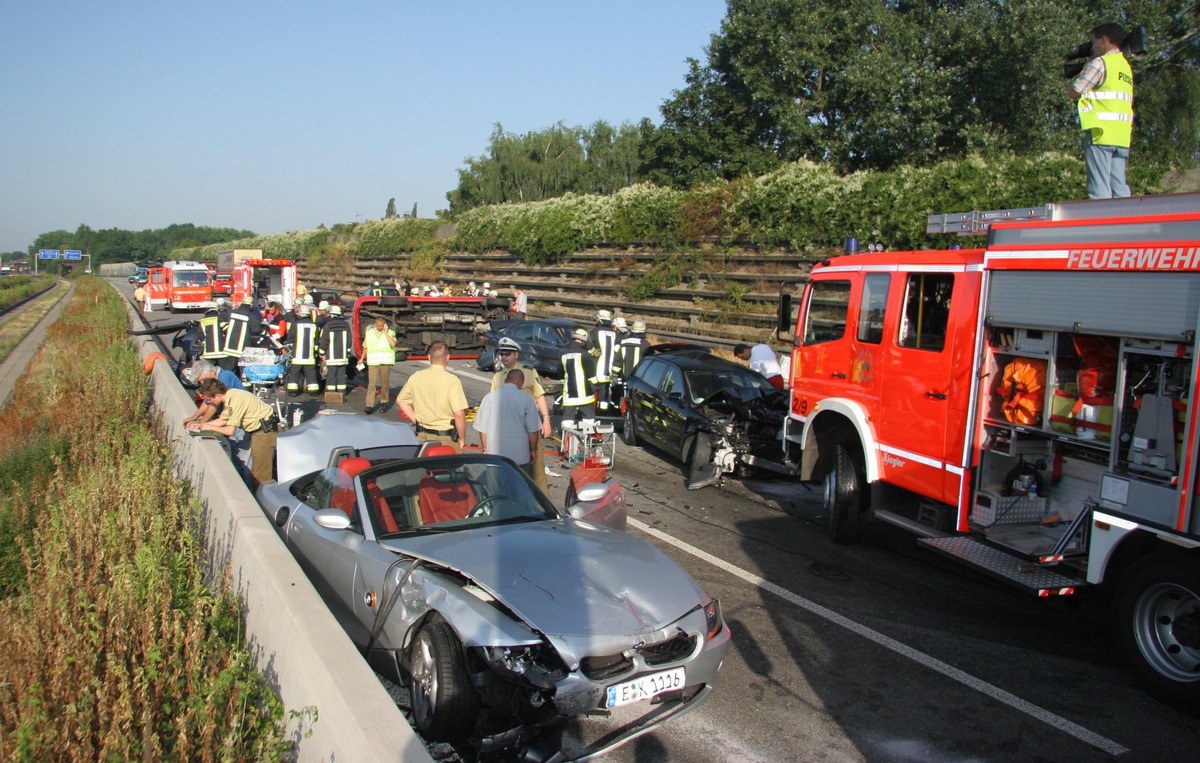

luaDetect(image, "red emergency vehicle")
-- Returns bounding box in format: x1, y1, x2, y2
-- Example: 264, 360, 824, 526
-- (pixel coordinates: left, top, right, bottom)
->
351, 289, 508, 360
144, 260, 215, 312
783, 193, 1200, 704
217, 249, 297, 312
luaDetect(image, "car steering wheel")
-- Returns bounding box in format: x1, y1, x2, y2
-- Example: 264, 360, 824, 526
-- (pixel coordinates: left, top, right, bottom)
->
468, 494, 510, 519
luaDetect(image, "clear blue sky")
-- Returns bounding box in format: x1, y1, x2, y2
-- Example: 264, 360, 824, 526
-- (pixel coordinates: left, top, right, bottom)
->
0, 0, 728, 253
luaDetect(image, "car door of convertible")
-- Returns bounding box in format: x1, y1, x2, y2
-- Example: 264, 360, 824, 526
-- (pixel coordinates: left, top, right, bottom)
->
286, 501, 372, 644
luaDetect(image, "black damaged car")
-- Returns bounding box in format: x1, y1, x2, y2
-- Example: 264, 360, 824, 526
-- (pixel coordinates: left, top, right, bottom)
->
620, 348, 794, 488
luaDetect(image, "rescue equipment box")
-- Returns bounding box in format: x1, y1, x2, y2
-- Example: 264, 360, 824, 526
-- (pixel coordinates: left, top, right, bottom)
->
971, 489, 1048, 527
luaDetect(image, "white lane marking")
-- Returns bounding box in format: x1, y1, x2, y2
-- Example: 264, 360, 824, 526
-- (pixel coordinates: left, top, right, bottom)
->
627, 517, 1130, 757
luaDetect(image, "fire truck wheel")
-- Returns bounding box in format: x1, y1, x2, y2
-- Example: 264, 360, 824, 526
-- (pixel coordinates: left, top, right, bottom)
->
825, 443, 863, 544
1115, 553, 1200, 705
621, 406, 638, 446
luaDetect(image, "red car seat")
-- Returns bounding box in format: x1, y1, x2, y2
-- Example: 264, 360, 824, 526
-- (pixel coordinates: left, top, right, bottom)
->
417, 446, 476, 524
330, 457, 372, 519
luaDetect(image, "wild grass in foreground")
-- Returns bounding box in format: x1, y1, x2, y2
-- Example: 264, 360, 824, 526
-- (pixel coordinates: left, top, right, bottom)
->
0, 277, 287, 760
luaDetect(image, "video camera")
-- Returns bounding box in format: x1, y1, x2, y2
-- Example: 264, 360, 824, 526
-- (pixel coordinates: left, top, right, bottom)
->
1064, 25, 1148, 79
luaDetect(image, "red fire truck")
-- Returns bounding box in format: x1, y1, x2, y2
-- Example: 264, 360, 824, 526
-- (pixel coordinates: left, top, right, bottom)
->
144, 260, 215, 312
217, 249, 297, 311
783, 193, 1200, 704
351, 289, 508, 360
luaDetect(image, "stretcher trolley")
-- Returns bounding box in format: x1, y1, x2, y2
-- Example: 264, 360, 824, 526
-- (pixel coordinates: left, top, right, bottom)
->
561, 418, 616, 469
239, 347, 291, 426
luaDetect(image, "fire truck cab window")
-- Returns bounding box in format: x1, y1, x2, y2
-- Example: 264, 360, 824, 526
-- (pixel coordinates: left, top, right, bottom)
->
856, 273, 890, 344
802, 280, 852, 346
898, 273, 953, 352
173, 271, 209, 287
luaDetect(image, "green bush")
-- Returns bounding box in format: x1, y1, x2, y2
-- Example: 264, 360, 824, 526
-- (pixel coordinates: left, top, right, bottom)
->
608, 183, 685, 246
355, 217, 441, 258
168, 151, 1100, 265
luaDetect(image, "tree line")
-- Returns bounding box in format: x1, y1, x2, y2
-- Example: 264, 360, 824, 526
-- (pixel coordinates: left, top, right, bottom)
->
447, 0, 1199, 211
26, 223, 255, 266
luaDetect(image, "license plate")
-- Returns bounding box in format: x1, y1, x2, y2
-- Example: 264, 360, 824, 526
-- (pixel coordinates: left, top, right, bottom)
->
605, 667, 686, 708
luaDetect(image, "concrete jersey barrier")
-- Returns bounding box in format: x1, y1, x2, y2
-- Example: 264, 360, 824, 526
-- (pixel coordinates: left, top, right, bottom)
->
125, 298, 432, 763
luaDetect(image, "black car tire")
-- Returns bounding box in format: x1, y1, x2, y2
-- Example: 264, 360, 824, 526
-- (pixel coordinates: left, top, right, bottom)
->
408, 620, 480, 743
825, 443, 864, 544
1115, 553, 1200, 707
621, 404, 638, 446
684, 434, 712, 479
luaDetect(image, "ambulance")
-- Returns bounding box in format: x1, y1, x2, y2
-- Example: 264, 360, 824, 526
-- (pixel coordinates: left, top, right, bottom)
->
782, 193, 1200, 704
216, 249, 297, 312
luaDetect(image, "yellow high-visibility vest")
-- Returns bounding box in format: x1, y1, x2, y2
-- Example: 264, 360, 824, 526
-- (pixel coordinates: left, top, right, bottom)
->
1078, 52, 1133, 148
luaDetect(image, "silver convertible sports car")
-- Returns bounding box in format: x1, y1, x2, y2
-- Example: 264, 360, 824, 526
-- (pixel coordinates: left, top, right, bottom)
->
257, 414, 730, 758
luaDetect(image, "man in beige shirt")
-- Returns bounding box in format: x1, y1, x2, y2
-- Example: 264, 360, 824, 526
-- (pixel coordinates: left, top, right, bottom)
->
490, 337, 551, 493
397, 341, 469, 451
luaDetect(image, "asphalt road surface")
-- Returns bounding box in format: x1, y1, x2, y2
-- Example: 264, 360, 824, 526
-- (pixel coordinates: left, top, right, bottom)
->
125, 285, 1200, 762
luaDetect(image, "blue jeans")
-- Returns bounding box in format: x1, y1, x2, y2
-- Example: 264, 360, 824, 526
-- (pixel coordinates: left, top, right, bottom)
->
1085, 133, 1130, 199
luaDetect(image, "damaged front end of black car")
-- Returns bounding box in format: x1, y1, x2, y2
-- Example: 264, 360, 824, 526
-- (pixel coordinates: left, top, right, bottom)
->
685, 385, 796, 489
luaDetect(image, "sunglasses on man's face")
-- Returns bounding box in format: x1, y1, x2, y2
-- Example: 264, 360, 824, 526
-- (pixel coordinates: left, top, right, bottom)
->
499, 349, 517, 356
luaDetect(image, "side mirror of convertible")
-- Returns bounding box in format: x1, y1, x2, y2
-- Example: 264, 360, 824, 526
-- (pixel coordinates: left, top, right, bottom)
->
565, 479, 627, 531
313, 509, 352, 530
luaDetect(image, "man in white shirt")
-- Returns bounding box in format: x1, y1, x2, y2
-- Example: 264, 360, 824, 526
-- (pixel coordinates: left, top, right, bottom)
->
474, 368, 540, 477
735, 343, 785, 389
510, 286, 528, 319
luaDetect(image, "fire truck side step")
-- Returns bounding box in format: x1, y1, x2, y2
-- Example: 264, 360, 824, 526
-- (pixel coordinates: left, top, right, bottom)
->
917, 536, 1087, 596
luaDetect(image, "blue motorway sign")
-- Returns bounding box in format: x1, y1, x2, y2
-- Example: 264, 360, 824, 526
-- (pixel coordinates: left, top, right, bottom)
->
38, 249, 59, 259
63, 250, 82, 260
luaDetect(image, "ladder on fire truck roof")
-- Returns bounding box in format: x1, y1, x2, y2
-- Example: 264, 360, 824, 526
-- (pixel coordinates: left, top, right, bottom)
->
926, 192, 1200, 235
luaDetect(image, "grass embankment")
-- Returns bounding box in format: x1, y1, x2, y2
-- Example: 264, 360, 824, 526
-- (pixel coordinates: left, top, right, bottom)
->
0, 277, 286, 759
0, 275, 56, 312
0, 279, 71, 365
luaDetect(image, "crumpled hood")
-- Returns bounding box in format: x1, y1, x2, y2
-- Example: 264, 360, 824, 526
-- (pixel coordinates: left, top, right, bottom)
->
384, 520, 705, 637
698, 384, 787, 419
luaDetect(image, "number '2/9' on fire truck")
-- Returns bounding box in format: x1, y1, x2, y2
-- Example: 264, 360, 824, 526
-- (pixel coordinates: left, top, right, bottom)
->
781, 192, 1200, 707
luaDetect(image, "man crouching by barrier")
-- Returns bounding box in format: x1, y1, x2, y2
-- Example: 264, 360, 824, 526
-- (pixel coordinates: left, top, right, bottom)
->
189, 378, 280, 488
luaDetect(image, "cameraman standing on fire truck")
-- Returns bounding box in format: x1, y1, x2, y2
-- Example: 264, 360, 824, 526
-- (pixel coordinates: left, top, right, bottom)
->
1069, 22, 1134, 200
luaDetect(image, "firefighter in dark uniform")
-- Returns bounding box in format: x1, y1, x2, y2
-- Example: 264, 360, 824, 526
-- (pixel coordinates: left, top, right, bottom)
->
560, 328, 596, 420
490, 337, 551, 494
587, 309, 619, 415
613, 319, 652, 403
285, 303, 320, 396
200, 298, 228, 365
319, 304, 352, 393
219, 296, 263, 373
